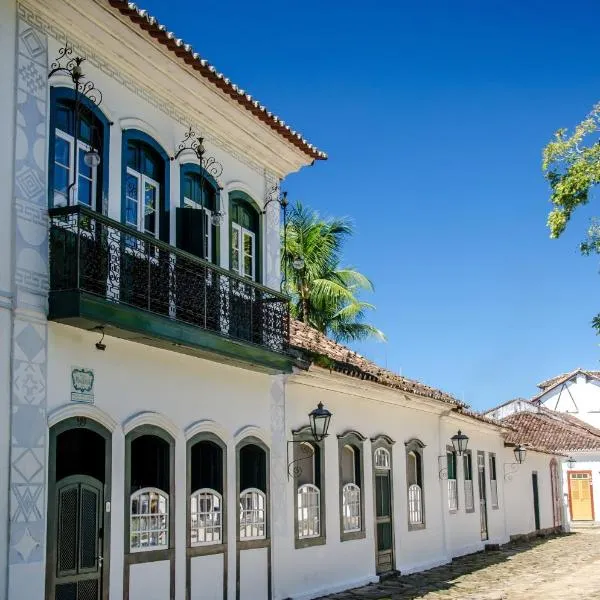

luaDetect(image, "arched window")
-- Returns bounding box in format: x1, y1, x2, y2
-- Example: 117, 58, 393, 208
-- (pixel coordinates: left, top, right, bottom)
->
238, 441, 268, 541
230, 192, 260, 282
178, 165, 218, 262
297, 483, 321, 539
338, 431, 366, 539
188, 436, 225, 547
293, 427, 325, 546
122, 131, 169, 243
374, 447, 391, 470
126, 428, 174, 554
239, 488, 266, 540
49, 88, 108, 209
405, 439, 425, 528
130, 487, 169, 551
190, 489, 222, 545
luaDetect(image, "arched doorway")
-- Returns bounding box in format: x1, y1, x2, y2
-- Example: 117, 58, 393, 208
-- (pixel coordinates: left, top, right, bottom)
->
46, 417, 112, 600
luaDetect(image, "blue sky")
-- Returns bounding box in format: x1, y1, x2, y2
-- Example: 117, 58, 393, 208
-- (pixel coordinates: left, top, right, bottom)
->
141, 0, 600, 409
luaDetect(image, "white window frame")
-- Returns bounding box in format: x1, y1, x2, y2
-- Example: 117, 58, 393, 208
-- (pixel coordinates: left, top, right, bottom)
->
190, 488, 222, 547
297, 483, 321, 539
408, 483, 423, 525
231, 222, 256, 281
239, 487, 267, 540
126, 167, 160, 238
342, 482, 361, 533
130, 487, 169, 552
374, 447, 391, 470
54, 128, 97, 208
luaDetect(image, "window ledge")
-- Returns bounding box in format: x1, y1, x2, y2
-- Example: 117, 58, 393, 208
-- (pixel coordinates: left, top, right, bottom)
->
237, 538, 270, 550
408, 523, 426, 531
295, 535, 326, 549
448, 510, 458, 515
340, 530, 366, 542
466, 508, 476, 514
125, 548, 174, 564
187, 543, 227, 557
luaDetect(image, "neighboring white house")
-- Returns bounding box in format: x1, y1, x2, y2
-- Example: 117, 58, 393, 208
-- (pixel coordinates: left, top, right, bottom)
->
0, 2, 566, 600
486, 372, 600, 528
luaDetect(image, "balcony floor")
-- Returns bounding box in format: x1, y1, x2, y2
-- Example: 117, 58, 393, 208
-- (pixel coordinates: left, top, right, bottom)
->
49, 290, 294, 374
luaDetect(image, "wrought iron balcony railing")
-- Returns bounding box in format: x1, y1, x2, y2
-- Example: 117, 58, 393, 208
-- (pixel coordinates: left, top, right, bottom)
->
49, 205, 290, 355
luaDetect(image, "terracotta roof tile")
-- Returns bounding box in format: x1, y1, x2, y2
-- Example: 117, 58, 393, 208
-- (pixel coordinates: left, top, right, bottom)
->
289, 320, 461, 405
536, 368, 600, 391
106, 1, 327, 161
502, 407, 600, 453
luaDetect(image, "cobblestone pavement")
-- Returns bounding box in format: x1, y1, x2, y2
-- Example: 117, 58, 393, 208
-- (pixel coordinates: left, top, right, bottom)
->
320, 529, 600, 600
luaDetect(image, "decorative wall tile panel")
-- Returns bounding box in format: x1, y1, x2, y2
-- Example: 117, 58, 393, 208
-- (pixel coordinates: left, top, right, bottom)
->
8, 12, 48, 572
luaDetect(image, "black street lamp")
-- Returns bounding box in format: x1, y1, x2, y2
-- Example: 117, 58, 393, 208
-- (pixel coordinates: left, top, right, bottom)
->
308, 402, 332, 442
450, 430, 469, 456
287, 401, 333, 479
514, 445, 527, 465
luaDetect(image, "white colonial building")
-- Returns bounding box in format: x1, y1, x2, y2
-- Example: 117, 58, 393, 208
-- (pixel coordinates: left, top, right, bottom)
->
485, 368, 600, 528
0, 2, 567, 600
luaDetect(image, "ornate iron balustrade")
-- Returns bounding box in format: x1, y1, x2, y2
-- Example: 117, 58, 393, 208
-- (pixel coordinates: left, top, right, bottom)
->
49, 205, 290, 354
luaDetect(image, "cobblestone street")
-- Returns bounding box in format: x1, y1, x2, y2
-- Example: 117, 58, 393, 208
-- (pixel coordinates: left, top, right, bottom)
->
321, 529, 600, 600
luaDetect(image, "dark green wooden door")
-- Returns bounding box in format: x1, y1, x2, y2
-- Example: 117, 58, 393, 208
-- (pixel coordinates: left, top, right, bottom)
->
53, 475, 103, 600
532, 473, 541, 530
374, 471, 393, 573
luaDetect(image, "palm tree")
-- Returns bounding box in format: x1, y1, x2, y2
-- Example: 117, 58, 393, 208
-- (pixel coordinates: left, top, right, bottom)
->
282, 201, 385, 343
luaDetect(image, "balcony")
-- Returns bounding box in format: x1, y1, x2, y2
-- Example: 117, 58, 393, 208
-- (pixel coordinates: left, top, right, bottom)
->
48, 205, 292, 373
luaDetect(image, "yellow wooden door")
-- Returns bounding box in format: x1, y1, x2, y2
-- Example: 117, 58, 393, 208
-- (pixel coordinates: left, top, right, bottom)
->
570, 472, 594, 521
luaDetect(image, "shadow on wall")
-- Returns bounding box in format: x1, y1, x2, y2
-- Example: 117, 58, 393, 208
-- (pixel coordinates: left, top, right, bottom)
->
316, 532, 572, 600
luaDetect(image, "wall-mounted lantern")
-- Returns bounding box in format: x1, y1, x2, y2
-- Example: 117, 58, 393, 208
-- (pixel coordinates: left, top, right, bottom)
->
438, 430, 469, 479
567, 456, 576, 469
450, 430, 469, 456
287, 402, 333, 479
504, 444, 528, 481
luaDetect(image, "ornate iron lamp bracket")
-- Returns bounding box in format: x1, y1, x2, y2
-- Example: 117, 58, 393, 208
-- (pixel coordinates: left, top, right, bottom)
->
438, 455, 448, 480
286, 440, 315, 481
48, 43, 103, 108
503, 463, 520, 482
172, 126, 223, 179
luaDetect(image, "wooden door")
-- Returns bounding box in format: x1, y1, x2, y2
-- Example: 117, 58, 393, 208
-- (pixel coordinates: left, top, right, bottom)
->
374, 471, 393, 573
51, 475, 104, 600
532, 473, 541, 530
569, 471, 594, 521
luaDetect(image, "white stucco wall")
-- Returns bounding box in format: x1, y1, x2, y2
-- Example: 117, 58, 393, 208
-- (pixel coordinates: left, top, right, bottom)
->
538, 373, 600, 429
47, 323, 275, 600
280, 370, 517, 599
503, 449, 558, 537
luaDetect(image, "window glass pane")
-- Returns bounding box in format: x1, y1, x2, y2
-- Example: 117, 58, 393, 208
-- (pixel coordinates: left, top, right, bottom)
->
55, 136, 70, 167
144, 181, 158, 235
243, 256, 253, 279
127, 142, 138, 169
54, 165, 69, 198
56, 103, 73, 134
79, 118, 92, 144
126, 173, 139, 226
341, 446, 355, 485
78, 148, 92, 179
407, 452, 417, 486
78, 177, 92, 207
143, 150, 159, 179
243, 233, 253, 257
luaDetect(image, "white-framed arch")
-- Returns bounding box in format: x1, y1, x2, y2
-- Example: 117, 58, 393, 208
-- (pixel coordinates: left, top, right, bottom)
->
47, 403, 118, 432
49, 81, 116, 124
185, 419, 229, 443
233, 424, 271, 447
119, 117, 171, 154
122, 410, 179, 439
221, 179, 261, 207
